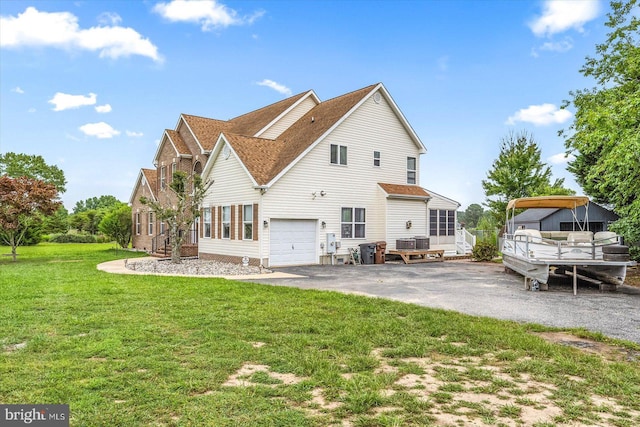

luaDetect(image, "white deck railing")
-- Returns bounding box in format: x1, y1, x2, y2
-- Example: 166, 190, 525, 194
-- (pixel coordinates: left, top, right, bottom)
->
455, 228, 476, 254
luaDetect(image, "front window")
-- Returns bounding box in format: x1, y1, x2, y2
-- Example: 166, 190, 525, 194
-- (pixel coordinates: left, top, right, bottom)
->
341, 207, 366, 239
160, 221, 165, 235
160, 166, 167, 189
407, 157, 416, 184
148, 212, 154, 235
331, 144, 347, 165
243, 205, 253, 240
203, 208, 211, 238
429, 209, 437, 236
373, 151, 381, 167
430, 209, 455, 237
135, 213, 141, 235
171, 162, 177, 181
222, 206, 230, 239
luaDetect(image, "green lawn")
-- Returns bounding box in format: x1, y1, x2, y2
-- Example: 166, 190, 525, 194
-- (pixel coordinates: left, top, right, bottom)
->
2, 243, 639, 426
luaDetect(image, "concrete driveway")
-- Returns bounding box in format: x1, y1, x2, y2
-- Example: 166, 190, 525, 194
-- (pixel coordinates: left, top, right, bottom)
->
247, 260, 640, 344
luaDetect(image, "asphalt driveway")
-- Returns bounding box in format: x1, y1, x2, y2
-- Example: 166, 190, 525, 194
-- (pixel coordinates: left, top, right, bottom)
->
247, 260, 640, 344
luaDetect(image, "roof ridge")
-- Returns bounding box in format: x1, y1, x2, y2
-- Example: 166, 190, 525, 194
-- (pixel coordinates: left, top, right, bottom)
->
228, 91, 309, 122
320, 83, 379, 103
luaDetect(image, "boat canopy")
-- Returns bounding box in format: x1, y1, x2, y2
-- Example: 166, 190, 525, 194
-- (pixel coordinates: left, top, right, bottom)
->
505, 196, 591, 234
506, 196, 590, 211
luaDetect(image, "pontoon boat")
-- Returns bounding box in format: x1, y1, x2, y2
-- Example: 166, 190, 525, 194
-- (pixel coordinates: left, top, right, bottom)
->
501, 196, 636, 295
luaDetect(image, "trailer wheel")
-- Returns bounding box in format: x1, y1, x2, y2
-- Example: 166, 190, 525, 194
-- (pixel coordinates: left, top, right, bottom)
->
602, 244, 629, 254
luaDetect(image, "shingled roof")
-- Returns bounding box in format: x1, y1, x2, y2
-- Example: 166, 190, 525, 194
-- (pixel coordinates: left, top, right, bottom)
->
181, 115, 232, 152
378, 183, 431, 199
165, 129, 190, 155
183, 83, 394, 186
228, 91, 311, 137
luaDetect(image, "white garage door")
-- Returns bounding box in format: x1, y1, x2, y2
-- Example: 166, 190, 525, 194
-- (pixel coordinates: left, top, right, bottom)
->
270, 219, 317, 266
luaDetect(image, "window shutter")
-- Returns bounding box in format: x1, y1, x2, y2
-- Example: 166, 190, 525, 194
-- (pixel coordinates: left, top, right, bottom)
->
217, 205, 222, 240
199, 208, 204, 238
253, 204, 259, 241
237, 205, 244, 240
211, 206, 218, 239
230, 205, 236, 240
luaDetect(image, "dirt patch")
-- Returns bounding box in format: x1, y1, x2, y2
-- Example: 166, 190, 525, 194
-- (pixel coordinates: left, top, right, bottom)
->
534, 331, 640, 362
625, 265, 640, 287
221, 347, 640, 426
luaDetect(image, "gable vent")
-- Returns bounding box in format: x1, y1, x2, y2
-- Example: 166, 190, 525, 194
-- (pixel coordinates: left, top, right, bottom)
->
373, 92, 382, 104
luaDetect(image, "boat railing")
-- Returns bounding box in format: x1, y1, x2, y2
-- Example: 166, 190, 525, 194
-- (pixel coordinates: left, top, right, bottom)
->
503, 233, 622, 261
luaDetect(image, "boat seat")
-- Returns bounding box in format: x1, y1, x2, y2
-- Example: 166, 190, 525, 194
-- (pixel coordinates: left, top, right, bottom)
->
567, 231, 593, 243
514, 229, 542, 242
594, 231, 617, 244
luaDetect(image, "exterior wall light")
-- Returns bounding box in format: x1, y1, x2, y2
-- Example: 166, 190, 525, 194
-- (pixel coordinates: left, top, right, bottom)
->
406, 220, 412, 229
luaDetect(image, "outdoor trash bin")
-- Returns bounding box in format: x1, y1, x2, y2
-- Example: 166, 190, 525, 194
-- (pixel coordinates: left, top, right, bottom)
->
359, 243, 376, 264
374, 241, 387, 264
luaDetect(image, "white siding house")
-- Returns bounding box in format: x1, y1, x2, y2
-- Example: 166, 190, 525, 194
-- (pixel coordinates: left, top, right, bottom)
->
131, 83, 462, 266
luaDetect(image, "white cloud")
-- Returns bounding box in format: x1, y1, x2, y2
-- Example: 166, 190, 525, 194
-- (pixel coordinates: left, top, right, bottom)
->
0, 7, 162, 62
126, 130, 144, 137
529, 0, 600, 37
28, 107, 36, 113
97, 12, 122, 26
49, 92, 97, 111
548, 152, 576, 165
95, 104, 112, 113
539, 38, 573, 52
79, 122, 120, 139
12, 86, 25, 94
506, 104, 573, 126
531, 37, 574, 57
256, 79, 292, 96
153, 0, 264, 31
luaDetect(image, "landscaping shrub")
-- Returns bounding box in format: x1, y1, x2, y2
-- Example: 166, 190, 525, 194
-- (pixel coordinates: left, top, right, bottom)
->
49, 233, 97, 243
472, 241, 498, 262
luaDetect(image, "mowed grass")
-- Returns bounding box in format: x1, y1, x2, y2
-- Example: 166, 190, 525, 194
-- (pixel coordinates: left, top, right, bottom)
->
1, 244, 640, 426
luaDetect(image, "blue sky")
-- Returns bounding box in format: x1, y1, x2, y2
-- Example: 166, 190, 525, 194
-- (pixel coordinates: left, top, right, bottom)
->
1, 0, 610, 211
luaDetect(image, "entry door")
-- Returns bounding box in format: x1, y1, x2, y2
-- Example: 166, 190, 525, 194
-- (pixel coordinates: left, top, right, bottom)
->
269, 219, 317, 266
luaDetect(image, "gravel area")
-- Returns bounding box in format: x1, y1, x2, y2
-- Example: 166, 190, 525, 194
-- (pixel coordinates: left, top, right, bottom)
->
125, 258, 267, 276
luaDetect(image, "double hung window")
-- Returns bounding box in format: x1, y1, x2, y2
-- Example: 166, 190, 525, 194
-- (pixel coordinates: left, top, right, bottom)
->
407, 157, 416, 184
341, 207, 366, 239
330, 144, 348, 165
148, 212, 154, 235
222, 206, 231, 239
203, 208, 211, 238
243, 205, 253, 240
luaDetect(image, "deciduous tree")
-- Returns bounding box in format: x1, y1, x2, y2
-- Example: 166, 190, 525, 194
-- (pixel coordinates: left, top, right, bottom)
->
0, 152, 67, 193
99, 203, 132, 249
461, 203, 484, 229
73, 195, 120, 214
141, 171, 211, 263
482, 130, 573, 227
561, 0, 639, 259
0, 176, 60, 261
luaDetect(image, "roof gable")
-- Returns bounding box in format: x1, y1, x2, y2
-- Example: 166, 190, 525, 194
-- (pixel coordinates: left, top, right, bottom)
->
263, 84, 379, 185
129, 168, 157, 204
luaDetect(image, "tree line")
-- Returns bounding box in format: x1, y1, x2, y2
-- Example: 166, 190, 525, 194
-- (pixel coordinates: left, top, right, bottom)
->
0, 153, 132, 261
